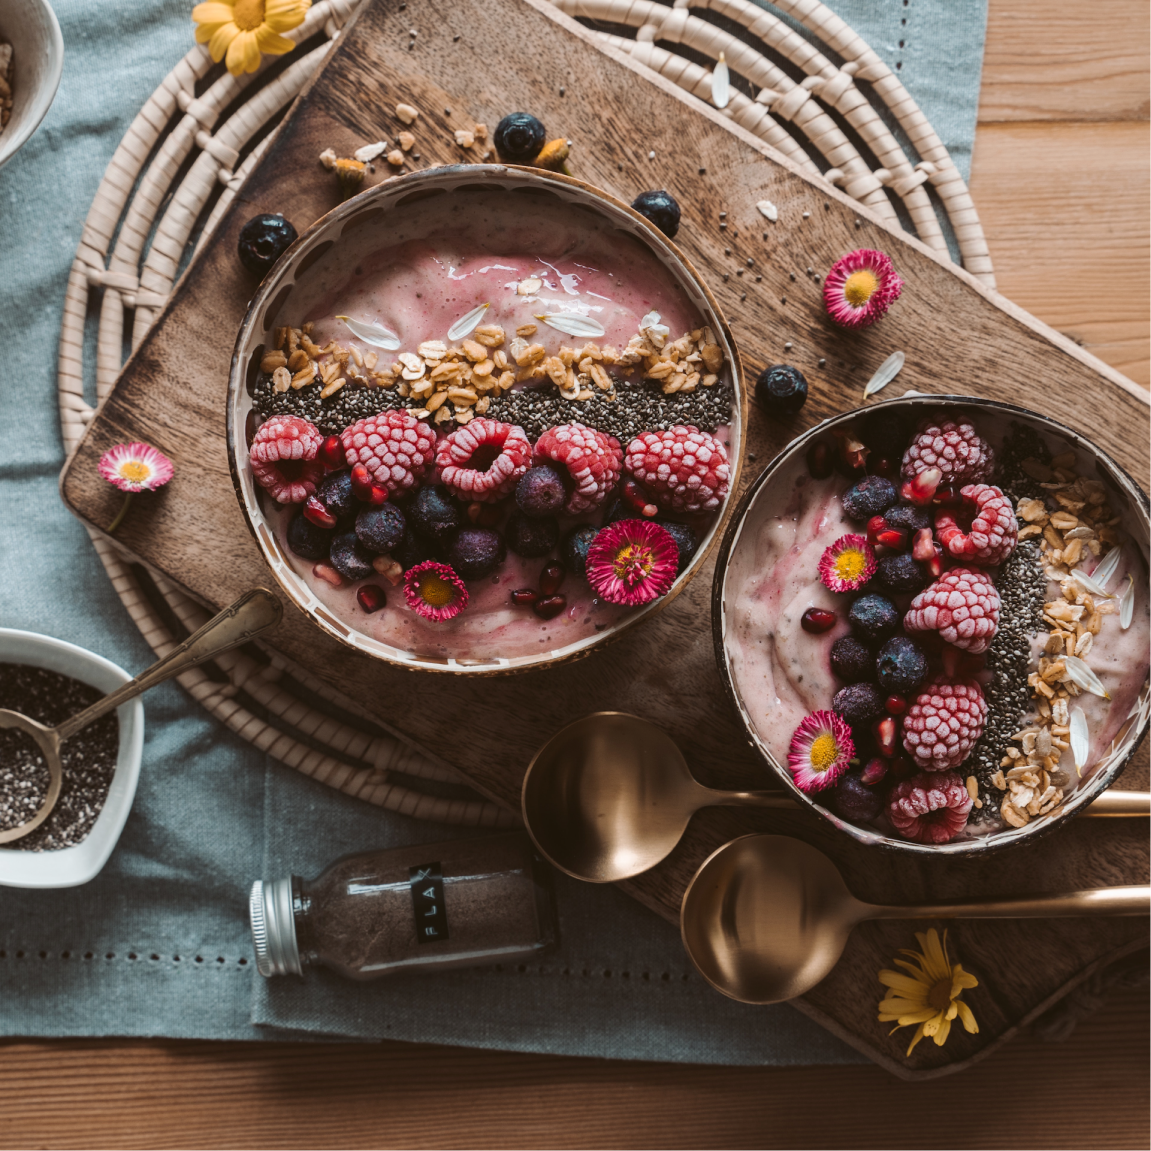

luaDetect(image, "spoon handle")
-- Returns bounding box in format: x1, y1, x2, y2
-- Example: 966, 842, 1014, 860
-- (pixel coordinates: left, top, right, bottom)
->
873, 885, 1151, 920
715, 790, 797, 809
54, 589, 283, 743
1084, 790, 1151, 816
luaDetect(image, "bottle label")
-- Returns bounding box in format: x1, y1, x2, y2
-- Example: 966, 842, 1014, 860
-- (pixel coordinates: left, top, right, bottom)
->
409, 862, 449, 944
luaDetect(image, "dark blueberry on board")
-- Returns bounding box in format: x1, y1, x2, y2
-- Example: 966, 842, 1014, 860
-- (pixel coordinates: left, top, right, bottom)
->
493, 113, 547, 163
237, 214, 297, 278
631, 190, 681, 239
754, 365, 808, 415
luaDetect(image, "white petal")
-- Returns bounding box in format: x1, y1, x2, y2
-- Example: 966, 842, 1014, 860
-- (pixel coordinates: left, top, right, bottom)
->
864, 351, 905, 398
447, 302, 490, 341
535, 313, 605, 338
336, 315, 401, 350
353, 141, 388, 162
1063, 655, 1111, 700
1070, 706, 1089, 776
1120, 573, 1135, 630
1070, 569, 1116, 600
711, 52, 730, 109
1091, 544, 1123, 591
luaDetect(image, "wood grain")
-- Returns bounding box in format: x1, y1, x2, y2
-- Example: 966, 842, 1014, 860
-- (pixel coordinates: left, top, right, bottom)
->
55, 0, 1151, 1079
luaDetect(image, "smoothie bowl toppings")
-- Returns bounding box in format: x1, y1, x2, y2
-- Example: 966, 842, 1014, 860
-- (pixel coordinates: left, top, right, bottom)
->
721, 404, 1148, 849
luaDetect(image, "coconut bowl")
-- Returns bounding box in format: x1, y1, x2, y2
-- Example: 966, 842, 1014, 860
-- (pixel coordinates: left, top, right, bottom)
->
0, 0, 63, 173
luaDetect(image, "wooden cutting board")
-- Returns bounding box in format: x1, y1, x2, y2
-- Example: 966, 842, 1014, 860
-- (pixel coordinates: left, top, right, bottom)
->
59, 0, 1149, 1078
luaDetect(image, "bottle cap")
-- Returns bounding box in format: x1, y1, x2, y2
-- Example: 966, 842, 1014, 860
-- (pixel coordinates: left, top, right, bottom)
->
249, 877, 303, 977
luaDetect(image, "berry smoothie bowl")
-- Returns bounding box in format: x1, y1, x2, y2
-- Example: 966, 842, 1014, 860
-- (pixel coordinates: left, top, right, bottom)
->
227, 166, 746, 673
712, 396, 1149, 856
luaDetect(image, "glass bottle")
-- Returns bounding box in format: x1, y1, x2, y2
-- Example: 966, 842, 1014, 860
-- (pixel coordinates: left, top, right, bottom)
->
249, 830, 558, 980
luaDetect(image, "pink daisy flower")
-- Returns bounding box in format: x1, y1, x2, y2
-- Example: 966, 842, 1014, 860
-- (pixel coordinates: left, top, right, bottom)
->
98, 443, 174, 492
403, 562, 469, 622
818, 533, 877, 593
787, 710, 855, 793
823, 249, 903, 328
586, 519, 679, 607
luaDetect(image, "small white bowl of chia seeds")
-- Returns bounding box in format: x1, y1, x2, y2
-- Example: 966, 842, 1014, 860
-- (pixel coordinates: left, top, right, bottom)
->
0, 629, 144, 888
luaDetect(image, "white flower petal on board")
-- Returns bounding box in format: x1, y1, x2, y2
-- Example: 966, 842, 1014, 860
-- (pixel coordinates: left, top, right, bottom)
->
864, 351, 905, 398
711, 52, 730, 109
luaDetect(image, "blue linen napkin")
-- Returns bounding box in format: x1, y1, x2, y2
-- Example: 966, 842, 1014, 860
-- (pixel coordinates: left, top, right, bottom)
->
0, 0, 985, 1060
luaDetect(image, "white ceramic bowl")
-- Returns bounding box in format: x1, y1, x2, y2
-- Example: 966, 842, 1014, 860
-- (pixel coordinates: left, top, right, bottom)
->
0, 629, 144, 887
0, 0, 63, 172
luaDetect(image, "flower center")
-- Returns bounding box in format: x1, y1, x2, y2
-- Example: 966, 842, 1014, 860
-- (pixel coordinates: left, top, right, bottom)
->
927, 979, 953, 1012
834, 549, 866, 581
231, 0, 266, 30
843, 270, 879, 307
117, 461, 151, 483
808, 732, 839, 771
418, 575, 454, 607
612, 543, 653, 587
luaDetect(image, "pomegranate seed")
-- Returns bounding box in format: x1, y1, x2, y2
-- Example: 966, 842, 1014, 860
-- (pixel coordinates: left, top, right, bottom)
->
539, 561, 565, 596
806, 441, 834, 479
900, 466, 942, 506
911, 527, 935, 562
621, 479, 658, 518
350, 463, 374, 498
312, 562, 345, 588
866, 515, 888, 546
533, 594, 567, 620
319, 435, 344, 469
873, 715, 898, 757
356, 585, 387, 613
800, 607, 837, 634
303, 496, 338, 529
511, 588, 538, 606
925, 544, 945, 578
885, 695, 908, 716
876, 527, 907, 550
870, 456, 897, 479
860, 757, 888, 786
244, 409, 261, 448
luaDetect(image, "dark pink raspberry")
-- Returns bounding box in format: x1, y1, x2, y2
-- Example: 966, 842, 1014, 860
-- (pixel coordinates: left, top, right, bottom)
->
624, 425, 730, 514
904, 567, 1001, 654
340, 411, 436, 497
534, 423, 622, 514
434, 419, 531, 504
900, 414, 993, 485
901, 676, 988, 771
249, 414, 323, 504
935, 484, 1017, 566
887, 770, 973, 844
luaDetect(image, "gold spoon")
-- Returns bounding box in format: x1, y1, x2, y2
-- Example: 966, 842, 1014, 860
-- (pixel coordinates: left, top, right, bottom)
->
681, 834, 1151, 1004
0, 588, 282, 844
521, 712, 1151, 883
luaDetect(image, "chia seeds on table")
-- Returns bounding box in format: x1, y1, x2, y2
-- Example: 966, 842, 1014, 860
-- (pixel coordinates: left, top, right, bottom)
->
0, 663, 119, 851
966, 540, 1048, 822
250, 373, 735, 443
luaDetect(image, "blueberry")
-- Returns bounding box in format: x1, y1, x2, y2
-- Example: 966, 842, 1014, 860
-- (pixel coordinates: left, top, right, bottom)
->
395, 526, 435, 572
286, 509, 332, 560
506, 511, 559, 558
830, 636, 873, 683
876, 552, 928, 594
631, 190, 681, 239
408, 484, 463, 544
754, 365, 808, 415
659, 522, 698, 574
516, 464, 568, 518
848, 594, 900, 643
859, 410, 913, 461
493, 112, 547, 163
317, 469, 356, 519
841, 475, 897, 522
355, 503, 406, 555
602, 498, 631, 526
876, 636, 928, 694
237, 214, 297, 278
329, 530, 375, 581
832, 682, 884, 725
831, 772, 885, 824
563, 524, 599, 579
448, 527, 507, 580
883, 504, 931, 534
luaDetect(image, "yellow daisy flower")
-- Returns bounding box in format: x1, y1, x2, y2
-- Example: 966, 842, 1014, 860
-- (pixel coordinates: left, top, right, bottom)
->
192, 0, 311, 76
877, 928, 979, 1056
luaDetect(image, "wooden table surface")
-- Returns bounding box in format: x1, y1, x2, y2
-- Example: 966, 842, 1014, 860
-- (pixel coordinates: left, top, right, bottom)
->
5, 1, 1148, 1147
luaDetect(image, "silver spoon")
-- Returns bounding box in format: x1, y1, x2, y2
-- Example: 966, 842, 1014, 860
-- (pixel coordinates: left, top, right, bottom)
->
0, 588, 282, 843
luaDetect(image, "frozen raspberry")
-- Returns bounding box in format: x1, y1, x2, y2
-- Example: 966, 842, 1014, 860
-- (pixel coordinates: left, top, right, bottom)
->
886, 770, 973, 844
434, 419, 531, 504
534, 423, 623, 514
249, 414, 323, 504
901, 676, 987, 771
904, 567, 1001, 654
340, 411, 436, 497
935, 484, 1017, 566
624, 425, 730, 514
900, 415, 994, 485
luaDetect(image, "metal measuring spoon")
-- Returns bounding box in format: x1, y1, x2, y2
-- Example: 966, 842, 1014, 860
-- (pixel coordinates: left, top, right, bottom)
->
520, 713, 1151, 884
0, 588, 282, 844
680, 834, 1151, 1004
